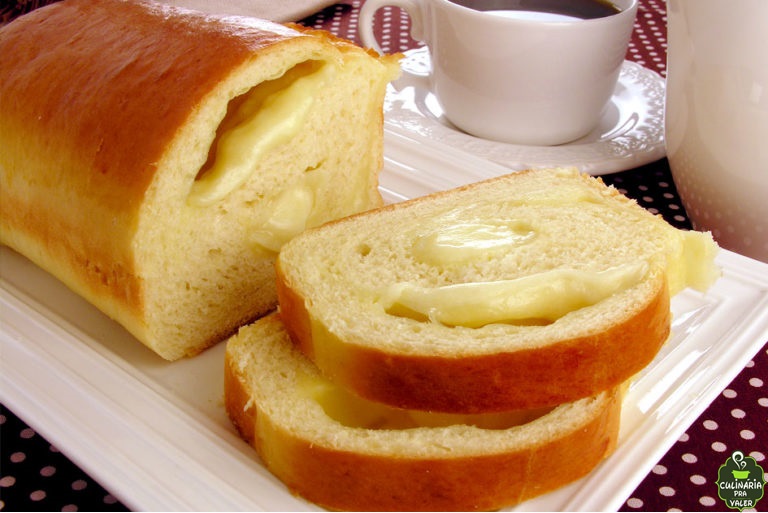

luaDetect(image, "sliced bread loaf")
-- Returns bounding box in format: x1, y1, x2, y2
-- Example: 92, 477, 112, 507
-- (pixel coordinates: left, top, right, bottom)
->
276, 167, 719, 412
0, 0, 400, 359
225, 313, 623, 511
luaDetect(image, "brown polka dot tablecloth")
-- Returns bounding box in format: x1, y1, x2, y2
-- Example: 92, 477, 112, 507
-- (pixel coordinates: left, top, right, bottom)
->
0, 406, 126, 512
1, 1, 766, 511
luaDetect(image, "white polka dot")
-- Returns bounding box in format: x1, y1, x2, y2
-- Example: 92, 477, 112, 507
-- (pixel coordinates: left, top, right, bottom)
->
750, 451, 765, 461
690, 474, 707, 485
40, 465, 56, 477
678, 432, 690, 442
72, 479, 88, 491
0, 476, 16, 487
659, 486, 676, 497
10, 452, 26, 463
20, 427, 35, 439
652, 464, 668, 475
723, 388, 738, 399
626, 497, 644, 508
712, 441, 728, 452
62, 505, 78, 512
740, 429, 755, 440
703, 419, 718, 430
29, 490, 46, 501
758, 397, 768, 407
682, 453, 698, 463
731, 408, 746, 419
699, 496, 717, 507
749, 377, 764, 387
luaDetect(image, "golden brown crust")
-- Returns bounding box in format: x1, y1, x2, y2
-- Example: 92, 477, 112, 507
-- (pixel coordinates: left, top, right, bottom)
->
276, 253, 671, 413
224, 351, 257, 446
224, 342, 622, 511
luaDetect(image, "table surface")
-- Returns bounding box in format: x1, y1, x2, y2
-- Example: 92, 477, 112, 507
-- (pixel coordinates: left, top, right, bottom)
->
1, 0, 766, 512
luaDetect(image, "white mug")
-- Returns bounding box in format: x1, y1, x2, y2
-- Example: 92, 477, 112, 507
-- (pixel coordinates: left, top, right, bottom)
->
665, 0, 768, 262
360, 0, 638, 145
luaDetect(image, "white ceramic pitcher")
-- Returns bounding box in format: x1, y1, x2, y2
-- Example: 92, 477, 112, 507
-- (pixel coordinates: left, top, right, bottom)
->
665, 0, 768, 262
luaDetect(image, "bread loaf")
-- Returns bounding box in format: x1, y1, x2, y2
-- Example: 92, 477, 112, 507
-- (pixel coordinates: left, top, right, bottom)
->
276, 167, 720, 412
225, 313, 623, 511
0, 0, 400, 359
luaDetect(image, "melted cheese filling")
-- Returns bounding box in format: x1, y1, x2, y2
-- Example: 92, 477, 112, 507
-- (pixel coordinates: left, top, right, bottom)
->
189, 60, 335, 206
378, 196, 719, 327
249, 171, 324, 253
299, 372, 553, 430
378, 263, 649, 327
413, 221, 536, 265
666, 229, 721, 295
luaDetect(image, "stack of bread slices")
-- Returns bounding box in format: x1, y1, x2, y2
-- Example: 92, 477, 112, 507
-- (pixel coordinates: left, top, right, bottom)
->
224, 167, 720, 511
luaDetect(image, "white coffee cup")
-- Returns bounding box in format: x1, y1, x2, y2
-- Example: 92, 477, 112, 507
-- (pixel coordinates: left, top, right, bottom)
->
665, 0, 768, 262
360, 0, 638, 146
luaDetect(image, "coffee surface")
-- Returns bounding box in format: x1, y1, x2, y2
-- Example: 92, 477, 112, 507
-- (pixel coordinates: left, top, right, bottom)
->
453, 0, 620, 20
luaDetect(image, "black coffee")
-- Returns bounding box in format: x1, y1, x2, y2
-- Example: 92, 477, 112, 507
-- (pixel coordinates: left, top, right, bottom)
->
450, 0, 621, 20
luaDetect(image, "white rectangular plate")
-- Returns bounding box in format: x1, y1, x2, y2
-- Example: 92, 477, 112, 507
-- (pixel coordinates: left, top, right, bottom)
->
2, 129, 767, 511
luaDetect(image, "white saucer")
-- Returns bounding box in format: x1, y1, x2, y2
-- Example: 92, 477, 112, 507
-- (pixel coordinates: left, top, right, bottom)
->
384, 47, 666, 175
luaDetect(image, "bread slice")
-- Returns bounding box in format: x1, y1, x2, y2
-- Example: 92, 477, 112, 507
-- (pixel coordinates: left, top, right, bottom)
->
225, 313, 623, 511
0, 0, 400, 360
276, 167, 720, 412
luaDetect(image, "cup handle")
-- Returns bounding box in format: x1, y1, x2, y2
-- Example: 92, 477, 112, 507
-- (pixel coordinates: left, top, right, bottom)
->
359, 0, 424, 55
